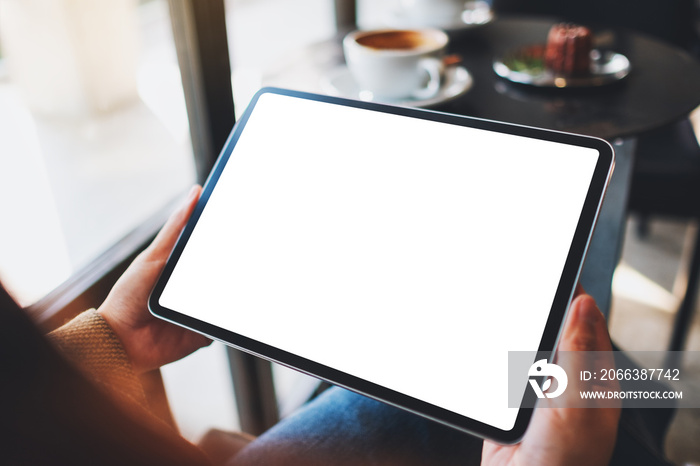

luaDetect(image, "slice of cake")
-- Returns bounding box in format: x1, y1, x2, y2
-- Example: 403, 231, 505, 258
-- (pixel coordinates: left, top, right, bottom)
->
544, 23, 593, 76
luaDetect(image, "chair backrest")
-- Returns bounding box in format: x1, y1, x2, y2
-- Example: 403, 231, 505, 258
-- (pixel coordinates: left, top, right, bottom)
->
491, 0, 699, 52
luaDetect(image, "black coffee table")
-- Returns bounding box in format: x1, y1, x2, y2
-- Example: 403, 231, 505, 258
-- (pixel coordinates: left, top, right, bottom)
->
437, 17, 700, 140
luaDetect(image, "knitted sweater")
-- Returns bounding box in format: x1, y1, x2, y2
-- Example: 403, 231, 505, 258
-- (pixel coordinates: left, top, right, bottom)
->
48, 309, 150, 412
45, 309, 214, 465
45, 309, 258, 465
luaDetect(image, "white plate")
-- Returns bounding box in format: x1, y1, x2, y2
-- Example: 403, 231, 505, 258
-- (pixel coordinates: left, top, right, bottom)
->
493, 47, 631, 88
320, 65, 473, 108
386, 1, 494, 31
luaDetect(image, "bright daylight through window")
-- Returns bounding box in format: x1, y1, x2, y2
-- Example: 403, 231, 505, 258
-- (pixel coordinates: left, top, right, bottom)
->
0, 0, 196, 306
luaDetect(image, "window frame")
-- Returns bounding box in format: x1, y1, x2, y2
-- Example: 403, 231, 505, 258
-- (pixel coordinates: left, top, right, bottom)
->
28, 0, 236, 326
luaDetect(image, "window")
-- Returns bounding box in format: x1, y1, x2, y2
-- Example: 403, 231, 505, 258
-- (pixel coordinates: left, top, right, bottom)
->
225, 0, 337, 112
0, 0, 195, 306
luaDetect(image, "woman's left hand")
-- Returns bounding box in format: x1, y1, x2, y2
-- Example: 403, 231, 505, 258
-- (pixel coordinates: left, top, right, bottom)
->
98, 185, 211, 374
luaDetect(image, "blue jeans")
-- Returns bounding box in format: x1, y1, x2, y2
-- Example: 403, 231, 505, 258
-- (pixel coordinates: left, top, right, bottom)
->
231, 386, 482, 465
231, 385, 673, 466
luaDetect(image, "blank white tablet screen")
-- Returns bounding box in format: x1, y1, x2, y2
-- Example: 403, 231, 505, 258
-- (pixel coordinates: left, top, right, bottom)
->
159, 93, 599, 431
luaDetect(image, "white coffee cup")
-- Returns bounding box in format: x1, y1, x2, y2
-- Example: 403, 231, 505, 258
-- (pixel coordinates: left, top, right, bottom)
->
399, 0, 466, 24
343, 29, 449, 100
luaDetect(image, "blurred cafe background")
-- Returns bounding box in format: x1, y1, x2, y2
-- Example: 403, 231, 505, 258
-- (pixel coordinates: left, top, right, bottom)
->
1, 0, 700, 463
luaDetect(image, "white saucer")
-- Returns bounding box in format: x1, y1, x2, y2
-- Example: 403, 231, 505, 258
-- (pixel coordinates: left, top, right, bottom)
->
320, 65, 473, 108
386, 1, 493, 31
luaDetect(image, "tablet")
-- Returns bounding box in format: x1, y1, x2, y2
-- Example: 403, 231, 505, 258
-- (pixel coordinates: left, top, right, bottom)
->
149, 87, 614, 443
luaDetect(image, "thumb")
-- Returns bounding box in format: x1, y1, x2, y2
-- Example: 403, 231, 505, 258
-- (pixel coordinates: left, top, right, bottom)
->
146, 185, 202, 260
559, 294, 613, 353
555, 294, 620, 409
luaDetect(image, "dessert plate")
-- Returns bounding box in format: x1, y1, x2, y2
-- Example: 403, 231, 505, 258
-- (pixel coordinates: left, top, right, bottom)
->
320, 64, 473, 108
386, 1, 494, 31
493, 45, 631, 88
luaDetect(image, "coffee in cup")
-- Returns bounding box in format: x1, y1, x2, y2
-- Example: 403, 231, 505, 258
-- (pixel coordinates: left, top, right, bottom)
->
343, 28, 449, 101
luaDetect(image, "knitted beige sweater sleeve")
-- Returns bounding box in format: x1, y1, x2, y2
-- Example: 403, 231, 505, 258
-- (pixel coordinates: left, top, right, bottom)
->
47, 309, 149, 410
46, 310, 217, 465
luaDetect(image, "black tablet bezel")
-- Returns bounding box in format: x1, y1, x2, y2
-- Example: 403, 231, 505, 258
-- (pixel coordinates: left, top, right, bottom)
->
149, 87, 614, 444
